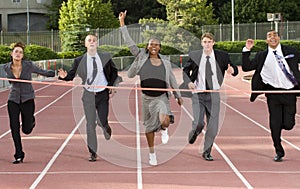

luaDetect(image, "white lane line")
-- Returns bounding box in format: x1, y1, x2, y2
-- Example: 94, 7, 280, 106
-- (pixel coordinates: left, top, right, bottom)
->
0, 83, 53, 109
135, 81, 143, 189
225, 83, 300, 151
181, 104, 253, 189
0, 86, 74, 139
29, 116, 85, 189
222, 101, 300, 152
3, 170, 300, 175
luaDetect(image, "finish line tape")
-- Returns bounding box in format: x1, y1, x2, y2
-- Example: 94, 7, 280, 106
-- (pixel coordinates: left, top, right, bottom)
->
0, 77, 300, 94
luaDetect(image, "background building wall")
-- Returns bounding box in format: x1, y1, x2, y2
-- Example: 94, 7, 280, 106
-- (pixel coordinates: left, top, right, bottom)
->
0, 0, 51, 31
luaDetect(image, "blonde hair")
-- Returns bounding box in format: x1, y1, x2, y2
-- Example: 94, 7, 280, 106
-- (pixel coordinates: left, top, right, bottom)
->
201, 33, 215, 41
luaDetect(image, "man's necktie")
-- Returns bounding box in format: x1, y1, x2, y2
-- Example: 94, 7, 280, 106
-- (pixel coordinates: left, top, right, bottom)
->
205, 56, 213, 90
273, 51, 298, 86
87, 57, 97, 85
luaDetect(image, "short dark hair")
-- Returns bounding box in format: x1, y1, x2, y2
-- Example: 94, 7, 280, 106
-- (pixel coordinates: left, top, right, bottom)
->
145, 37, 161, 53
267, 30, 280, 37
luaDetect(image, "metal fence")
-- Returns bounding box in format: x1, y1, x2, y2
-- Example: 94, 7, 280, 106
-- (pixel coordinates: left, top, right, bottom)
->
1, 21, 300, 53
202, 21, 300, 41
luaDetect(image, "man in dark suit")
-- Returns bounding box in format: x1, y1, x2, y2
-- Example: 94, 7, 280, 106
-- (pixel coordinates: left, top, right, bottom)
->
182, 32, 238, 161
242, 30, 300, 162
58, 34, 119, 162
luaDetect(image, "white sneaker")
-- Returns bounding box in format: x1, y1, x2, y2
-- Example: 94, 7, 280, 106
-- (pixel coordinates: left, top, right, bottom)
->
149, 153, 157, 166
161, 128, 169, 144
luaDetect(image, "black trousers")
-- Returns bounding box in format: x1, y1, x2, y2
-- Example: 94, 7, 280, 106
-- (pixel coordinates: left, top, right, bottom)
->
266, 92, 296, 156
82, 89, 109, 154
7, 99, 35, 159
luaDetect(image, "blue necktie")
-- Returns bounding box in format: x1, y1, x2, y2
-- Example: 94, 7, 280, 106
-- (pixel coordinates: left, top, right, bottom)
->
87, 57, 97, 85
273, 51, 298, 86
205, 56, 213, 90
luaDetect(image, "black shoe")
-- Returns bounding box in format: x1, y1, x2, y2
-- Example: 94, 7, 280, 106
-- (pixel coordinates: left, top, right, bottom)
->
202, 152, 214, 161
103, 125, 112, 140
13, 157, 24, 164
89, 153, 97, 162
188, 130, 198, 144
169, 114, 174, 124
274, 154, 283, 162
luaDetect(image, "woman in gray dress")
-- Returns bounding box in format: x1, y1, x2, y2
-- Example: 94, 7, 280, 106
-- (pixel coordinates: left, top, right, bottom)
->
119, 11, 183, 166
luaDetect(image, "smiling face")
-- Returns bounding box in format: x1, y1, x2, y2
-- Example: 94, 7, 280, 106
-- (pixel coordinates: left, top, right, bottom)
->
146, 38, 161, 57
266, 30, 280, 49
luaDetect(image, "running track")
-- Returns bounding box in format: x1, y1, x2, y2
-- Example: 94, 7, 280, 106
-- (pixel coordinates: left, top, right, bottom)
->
1, 67, 300, 189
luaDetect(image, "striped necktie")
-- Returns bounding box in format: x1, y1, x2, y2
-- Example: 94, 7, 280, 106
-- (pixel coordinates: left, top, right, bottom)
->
273, 50, 298, 86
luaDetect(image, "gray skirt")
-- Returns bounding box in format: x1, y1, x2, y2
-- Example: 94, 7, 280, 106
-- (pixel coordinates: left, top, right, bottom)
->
142, 93, 171, 133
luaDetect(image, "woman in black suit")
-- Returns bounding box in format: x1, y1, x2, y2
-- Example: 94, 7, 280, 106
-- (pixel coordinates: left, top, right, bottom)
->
4, 42, 55, 164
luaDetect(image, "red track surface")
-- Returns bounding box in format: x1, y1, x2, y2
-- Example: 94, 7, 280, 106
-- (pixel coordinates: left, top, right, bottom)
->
1, 67, 300, 189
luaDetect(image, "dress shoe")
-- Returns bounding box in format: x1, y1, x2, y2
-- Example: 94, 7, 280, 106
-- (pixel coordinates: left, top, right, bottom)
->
13, 157, 24, 164
202, 152, 214, 161
103, 125, 112, 140
89, 153, 97, 162
169, 114, 174, 124
188, 130, 198, 144
274, 154, 283, 162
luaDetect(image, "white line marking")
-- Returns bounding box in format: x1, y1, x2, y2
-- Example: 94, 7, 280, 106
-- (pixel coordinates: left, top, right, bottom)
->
135, 81, 143, 189
29, 116, 85, 189
3, 170, 300, 175
182, 102, 253, 189
222, 101, 300, 152
0, 83, 52, 109
0, 87, 74, 139
225, 83, 300, 152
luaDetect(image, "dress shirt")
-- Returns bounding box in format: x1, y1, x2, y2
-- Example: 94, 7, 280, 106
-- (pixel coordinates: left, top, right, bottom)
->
86, 54, 108, 92
194, 51, 220, 92
261, 45, 294, 89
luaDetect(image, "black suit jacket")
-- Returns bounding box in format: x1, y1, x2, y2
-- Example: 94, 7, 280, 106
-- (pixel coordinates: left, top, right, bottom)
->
59, 52, 119, 87
181, 49, 238, 97
242, 44, 300, 102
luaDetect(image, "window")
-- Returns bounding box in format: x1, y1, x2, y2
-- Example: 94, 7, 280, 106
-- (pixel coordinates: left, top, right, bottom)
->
12, 0, 21, 3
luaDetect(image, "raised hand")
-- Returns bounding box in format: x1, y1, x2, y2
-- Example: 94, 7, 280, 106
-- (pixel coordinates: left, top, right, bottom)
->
119, 10, 127, 26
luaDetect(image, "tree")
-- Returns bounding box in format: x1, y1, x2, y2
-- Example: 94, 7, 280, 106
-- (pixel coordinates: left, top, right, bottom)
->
45, 0, 67, 30
206, 0, 229, 23
219, 0, 300, 24
106, 0, 167, 24
157, 0, 218, 36
58, 0, 118, 52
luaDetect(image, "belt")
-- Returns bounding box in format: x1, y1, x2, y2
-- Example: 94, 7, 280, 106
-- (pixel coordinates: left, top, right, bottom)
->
85, 88, 108, 95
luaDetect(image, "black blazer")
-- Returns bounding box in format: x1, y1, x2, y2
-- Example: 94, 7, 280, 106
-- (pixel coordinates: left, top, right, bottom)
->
181, 49, 238, 97
242, 44, 300, 102
59, 52, 119, 87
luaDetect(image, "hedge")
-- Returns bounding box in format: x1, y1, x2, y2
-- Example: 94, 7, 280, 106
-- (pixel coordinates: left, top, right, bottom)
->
1, 40, 300, 65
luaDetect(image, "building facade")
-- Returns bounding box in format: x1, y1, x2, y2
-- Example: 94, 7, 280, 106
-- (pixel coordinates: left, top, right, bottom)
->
0, 0, 52, 32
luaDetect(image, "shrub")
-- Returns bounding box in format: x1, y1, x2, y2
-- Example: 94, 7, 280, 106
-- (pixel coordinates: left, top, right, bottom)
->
24, 45, 59, 61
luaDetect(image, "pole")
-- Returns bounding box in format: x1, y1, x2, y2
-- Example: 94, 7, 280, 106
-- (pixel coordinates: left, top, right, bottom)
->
231, 0, 235, 41
26, 0, 30, 44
